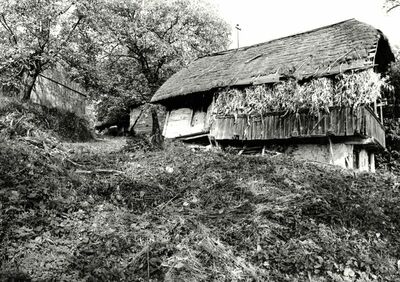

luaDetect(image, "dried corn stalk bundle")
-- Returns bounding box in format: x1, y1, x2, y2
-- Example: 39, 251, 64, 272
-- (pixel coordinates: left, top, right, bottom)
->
300, 77, 334, 114
244, 85, 275, 114
213, 69, 387, 117
333, 70, 386, 109
213, 88, 246, 116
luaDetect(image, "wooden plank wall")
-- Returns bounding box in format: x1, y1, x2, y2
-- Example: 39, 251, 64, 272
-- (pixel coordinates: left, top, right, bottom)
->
210, 107, 385, 148
363, 107, 386, 147
163, 107, 208, 138
31, 67, 86, 116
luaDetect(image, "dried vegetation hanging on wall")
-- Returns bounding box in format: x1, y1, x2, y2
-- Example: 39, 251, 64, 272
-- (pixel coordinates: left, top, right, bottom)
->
213, 69, 390, 117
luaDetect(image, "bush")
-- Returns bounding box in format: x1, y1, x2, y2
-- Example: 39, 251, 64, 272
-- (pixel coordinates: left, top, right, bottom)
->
0, 97, 93, 142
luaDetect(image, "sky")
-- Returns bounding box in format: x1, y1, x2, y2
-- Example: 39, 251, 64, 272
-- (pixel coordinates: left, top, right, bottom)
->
210, 0, 400, 51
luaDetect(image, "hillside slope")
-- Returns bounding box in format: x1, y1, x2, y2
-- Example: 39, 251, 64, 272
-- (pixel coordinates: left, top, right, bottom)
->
1, 108, 400, 281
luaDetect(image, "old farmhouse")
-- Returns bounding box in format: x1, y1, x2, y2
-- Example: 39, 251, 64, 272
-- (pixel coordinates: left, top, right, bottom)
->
151, 19, 395, 171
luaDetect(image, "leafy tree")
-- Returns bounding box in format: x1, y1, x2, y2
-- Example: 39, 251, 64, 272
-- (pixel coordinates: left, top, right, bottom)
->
385, 50, 400, 117
68, 0, 230, 132
0, 0, 87, 100
92, 0, 230, 96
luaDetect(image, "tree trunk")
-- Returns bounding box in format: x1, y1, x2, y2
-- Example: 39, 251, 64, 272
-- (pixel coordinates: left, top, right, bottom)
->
149, 105, 164, 148
20, 71, 38, 101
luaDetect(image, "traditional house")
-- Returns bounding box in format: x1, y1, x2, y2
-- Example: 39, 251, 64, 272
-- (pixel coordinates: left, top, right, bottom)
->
150, 19, 395, 171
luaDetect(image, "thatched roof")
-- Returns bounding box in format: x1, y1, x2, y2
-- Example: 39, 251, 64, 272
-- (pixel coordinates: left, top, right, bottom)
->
151, 19, 395, 103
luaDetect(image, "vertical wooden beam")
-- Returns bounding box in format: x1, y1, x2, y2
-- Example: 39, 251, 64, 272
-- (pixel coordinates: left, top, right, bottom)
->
370, 152, 375, 173
328, 137, 334, 165
208, 134, 214, 147
162, 110, 170, 137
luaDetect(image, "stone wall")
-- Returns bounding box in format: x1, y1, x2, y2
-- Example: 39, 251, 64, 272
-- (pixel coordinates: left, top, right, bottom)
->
287, 143, 354, 169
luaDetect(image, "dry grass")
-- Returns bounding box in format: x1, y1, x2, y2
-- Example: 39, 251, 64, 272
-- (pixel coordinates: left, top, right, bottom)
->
2, 121, 400, 281
63, 136, 127, 154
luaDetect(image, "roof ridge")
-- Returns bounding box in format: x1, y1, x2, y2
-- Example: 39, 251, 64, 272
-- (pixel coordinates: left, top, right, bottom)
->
205, 18, 364, 58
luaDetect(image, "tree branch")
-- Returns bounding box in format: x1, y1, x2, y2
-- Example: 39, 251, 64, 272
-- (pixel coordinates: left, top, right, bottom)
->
387, 4, 400, 12
0, 13, 18, 44
153, 14, 180, 42
53, 15, 84, 58
63, 16, 84, 46
39, 18, 51, 50
55, 3, 74, 18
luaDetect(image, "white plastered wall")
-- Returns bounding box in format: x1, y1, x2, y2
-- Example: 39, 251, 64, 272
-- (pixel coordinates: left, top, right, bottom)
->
287, 143, 376, 172
287, 143, 354, 169
358, 149, 369, 172
163, 108, 208, 138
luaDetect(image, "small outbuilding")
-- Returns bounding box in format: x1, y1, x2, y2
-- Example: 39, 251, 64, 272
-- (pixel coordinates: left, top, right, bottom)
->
151, 19, 395, 171
31, 65, 87, 117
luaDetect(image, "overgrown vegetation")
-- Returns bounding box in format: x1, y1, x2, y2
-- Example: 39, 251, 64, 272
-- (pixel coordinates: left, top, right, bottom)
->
213, 70, 389, 117
2, 1, 400, 281
2, 110, 400, 280
376, 118, 400, 172
0, 0, 87, 101
384, 56, 400, 118
0, 0, 230, 132
65, 0, 230, 130
0, 97, 92, 142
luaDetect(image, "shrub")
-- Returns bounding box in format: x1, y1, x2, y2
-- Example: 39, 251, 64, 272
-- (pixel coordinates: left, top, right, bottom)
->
0, 97, 93, 142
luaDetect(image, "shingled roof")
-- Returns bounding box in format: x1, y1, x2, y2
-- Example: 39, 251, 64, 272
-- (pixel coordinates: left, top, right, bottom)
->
151, 19, 394, 103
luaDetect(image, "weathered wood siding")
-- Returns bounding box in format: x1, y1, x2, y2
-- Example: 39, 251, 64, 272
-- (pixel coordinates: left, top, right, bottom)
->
163, 107, 209, 138
210, 107, 385, 148
31, 67, 86, 116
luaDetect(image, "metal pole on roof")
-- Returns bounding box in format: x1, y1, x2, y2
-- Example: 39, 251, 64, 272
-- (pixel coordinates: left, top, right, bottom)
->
235, 24, 241, 49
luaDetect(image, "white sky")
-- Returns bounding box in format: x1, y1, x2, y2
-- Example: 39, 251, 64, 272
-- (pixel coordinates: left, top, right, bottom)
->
210, 0, 400, 51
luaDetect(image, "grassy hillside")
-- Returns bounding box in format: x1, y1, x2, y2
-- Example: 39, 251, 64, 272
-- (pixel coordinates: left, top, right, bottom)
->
1, 101, 400, 281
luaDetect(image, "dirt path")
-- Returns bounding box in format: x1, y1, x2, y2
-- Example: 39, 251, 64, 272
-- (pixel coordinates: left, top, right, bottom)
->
62, 136, 127, 155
